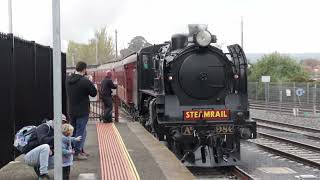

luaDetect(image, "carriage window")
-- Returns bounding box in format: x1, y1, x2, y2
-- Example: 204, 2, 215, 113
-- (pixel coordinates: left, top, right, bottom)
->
142, 55, 149, 69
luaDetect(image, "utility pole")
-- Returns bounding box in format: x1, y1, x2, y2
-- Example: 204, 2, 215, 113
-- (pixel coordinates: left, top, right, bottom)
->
241, 16, 244, 49
115, 30, 118, 60
8, 0, 13, 33
72, 54, 75, 67
52, 0, 63, 179
96, 38, 99, 65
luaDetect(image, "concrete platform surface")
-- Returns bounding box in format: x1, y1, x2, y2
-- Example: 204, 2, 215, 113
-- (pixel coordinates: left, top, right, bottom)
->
0, 120, 194, 180
0, 123, 101, 180
116, 122, 194, 180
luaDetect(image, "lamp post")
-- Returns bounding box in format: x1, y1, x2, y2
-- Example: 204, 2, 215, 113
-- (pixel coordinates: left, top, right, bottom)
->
52, 0, 63, 179
96, 38, 99, 65
115, 30, 118, 60
241, 16, 243, 49
8, 0, 13, 33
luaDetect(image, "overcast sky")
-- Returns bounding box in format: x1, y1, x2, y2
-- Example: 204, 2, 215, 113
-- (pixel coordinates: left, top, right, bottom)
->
0, 0, 319, 53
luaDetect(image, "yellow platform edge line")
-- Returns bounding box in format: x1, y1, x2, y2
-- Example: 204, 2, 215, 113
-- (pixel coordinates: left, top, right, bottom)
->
112, 123, 141, 180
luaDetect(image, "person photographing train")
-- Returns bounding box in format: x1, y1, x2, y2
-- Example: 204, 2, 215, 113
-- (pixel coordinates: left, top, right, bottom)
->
66, 61, 97, 160
100, 71, 117, 123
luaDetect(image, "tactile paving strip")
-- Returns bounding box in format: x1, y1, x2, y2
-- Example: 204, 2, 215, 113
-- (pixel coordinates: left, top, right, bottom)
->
97, 123, 140, 180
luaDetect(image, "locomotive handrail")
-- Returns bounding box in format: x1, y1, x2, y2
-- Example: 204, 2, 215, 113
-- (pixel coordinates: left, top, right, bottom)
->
227, 44, 248, 94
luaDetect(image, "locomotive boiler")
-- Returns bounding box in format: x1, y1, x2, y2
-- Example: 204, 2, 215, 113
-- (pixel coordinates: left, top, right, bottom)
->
94, 24, 257, 167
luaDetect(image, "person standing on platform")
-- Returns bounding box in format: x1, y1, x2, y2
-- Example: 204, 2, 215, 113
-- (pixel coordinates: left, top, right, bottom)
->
100, 71, 117, 123
61, 123, 82, 180
66, 61, 97, 160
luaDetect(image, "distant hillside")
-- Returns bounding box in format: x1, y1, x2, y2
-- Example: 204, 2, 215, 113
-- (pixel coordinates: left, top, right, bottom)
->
246, 53, 320, 63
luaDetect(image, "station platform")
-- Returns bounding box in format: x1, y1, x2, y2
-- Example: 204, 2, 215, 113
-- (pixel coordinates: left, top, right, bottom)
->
0, 119, 194, 180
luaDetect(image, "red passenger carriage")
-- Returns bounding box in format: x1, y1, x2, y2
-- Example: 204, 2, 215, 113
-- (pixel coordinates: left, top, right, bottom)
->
92, 54, 137, 112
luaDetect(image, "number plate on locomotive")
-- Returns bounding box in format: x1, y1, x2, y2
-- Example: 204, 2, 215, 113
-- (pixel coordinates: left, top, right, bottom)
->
183, 110, 230, 120
215, 125, 234, 134
181, 126, 194, 136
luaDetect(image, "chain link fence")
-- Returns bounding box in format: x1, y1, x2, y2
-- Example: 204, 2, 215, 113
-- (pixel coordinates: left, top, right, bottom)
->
248, 82, 320, 117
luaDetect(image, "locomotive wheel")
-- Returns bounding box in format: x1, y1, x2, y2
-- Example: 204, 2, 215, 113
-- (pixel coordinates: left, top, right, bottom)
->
145, 121, 152, 133
201, 146, 206, 163
213, 148, 219, 163
152, 132, 158, 138
171, 141, 183, 159
148, 99, 161, 139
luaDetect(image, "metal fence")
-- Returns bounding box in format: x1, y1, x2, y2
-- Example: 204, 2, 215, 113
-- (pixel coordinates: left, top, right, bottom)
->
88, 87, 120, 122
0, 33, 66, 168
89, 100, 105, 121
248, 82, 320, 116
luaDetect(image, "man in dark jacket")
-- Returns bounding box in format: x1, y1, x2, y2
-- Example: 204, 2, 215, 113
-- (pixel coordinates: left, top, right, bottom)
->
66, 61, 97, 160
100, 71, 117, 123
23, 120, 54, 180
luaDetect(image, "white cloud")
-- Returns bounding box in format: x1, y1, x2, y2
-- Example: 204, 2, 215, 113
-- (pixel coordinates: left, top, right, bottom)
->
0, 0, 319, 53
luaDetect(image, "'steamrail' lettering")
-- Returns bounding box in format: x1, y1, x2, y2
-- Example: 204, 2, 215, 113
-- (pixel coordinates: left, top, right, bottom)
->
183, 110, 230, 120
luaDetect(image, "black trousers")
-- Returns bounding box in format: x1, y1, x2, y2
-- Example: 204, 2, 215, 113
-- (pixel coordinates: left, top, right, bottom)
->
102, 97, 113, 122
63, 166, 70, 180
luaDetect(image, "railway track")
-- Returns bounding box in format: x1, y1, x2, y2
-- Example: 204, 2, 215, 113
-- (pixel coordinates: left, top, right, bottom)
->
189, 166, 254, 180
249, 100, 320, 107
248, 133, 320, 169
250, 104, 318, 114
250, 104, 315, 112
254, 117, 320, 140
249, 117, 320, 169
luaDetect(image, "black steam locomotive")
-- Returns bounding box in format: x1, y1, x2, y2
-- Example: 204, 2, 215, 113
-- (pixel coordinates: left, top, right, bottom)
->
137, 24, 256, 167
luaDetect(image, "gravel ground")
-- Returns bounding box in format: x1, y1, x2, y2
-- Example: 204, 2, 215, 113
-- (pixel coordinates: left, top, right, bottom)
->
240, 141, 320, 180
250, 109, 320, 129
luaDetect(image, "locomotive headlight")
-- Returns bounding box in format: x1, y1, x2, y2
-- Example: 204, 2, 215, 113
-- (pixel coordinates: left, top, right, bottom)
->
195, 30, 212, 47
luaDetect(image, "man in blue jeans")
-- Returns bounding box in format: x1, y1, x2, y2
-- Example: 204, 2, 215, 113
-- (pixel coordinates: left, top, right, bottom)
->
66, 61, 97, 160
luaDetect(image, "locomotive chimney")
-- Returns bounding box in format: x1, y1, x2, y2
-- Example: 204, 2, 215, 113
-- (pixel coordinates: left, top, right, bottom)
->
171, 34, 187, 51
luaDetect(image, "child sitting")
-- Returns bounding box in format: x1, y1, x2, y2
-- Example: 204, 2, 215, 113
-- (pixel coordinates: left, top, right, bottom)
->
61, 124, 81, 180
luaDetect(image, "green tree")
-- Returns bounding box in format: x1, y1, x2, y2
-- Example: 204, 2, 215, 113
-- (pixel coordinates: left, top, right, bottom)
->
120, 36, 151, 58
248, 52, 310, 82
91, 27, 115, 63
67, 27, 115, 66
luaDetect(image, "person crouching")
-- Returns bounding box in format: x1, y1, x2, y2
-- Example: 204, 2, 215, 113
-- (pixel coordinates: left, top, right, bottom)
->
61, 124, 81, 180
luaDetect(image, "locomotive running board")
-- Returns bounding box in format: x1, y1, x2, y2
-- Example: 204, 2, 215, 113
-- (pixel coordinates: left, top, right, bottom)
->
227, 44, 248, 94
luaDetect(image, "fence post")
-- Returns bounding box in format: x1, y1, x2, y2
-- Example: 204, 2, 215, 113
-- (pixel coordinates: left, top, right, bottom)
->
293, 82, 296, 107
9, 34, 16, 160
255, 82, 258, 100
114, 92, 119, 123
268, 82, 270, 102
313, 83, 317, 115
279, 82, 282, 114
307, 83, 310, 104
264, 82, 268, 110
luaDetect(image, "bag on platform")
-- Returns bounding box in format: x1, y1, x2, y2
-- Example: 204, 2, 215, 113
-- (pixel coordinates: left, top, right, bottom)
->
13, 126, 37, 153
